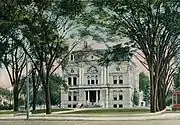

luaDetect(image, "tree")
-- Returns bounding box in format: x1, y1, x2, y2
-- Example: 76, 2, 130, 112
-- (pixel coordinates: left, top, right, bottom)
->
1, 44, 26, 111
19, 0, 84, 114
0, 0, 34, 112
30, 67, 41, 111
49, 74, 68, 106
139, 72, 150, 106
0, 0, 85, 114
84, 0, 180, 112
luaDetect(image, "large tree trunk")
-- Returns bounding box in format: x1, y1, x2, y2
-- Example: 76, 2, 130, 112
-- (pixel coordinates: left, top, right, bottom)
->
157, 80, 166, 111
13, 85, 19, 112
32, 70, 37, 111
44, 83, 51, 114
149, 66, 156, 113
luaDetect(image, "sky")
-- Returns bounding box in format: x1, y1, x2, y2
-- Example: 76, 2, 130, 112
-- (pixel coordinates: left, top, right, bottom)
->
0, 68, 11, 89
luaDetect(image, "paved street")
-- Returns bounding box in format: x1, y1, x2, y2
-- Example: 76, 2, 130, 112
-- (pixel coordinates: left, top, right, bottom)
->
1, 120, 180, 125
1, 112, 180, 125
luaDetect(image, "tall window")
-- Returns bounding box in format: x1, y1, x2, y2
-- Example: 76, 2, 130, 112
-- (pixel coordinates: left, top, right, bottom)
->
119, 75, 123, 84
87, 76, 90, 85
95, 75, 98, 84
68, 77, 71, 86
86, 91, 88, 101
73, 96, 77, 101
113, 91, 117, 100
98, 90, 100, 101
87, 75, 98, 85
73, 91, 78, 101
119, 90, 123, 100
113, 76, 117, 84
91, 75, 94, 84
68, 92, 72, 101
119, 94, 123, 100
73, 77, 77, 86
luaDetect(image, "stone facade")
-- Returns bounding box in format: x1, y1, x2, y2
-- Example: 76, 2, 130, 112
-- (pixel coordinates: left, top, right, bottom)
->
61, 48, 139, 108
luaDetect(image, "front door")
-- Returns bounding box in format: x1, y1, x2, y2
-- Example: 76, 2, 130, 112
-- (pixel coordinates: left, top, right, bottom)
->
89, 91, 96, 102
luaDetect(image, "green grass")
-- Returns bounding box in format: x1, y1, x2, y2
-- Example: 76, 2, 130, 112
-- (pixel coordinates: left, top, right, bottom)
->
0, 108, 72, 115
31, 108, 72, 114
62, 109, 150, 115
0, 111, 14, 115
0, 110, 29, 115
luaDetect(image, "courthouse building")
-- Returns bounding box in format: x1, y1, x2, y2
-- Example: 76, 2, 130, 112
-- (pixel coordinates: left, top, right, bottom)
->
61, 42, 139, 108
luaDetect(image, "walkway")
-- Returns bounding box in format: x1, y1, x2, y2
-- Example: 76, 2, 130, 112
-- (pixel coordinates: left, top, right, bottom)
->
1, 112, 180, 121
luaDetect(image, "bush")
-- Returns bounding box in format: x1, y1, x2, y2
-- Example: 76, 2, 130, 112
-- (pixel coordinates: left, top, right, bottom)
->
0, 104, 13, 110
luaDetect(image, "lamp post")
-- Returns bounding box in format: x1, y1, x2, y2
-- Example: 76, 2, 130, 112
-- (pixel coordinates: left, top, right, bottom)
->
26, 57, 30, 120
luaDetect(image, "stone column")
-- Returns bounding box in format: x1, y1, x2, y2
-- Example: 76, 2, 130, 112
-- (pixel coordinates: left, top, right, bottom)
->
84, 91, 86, 103
101, 67, 104, 85
72, 77, 74, 86
79, 66, 82, 86
96, 90, 98, 103
117, 75, 119, 84
107, 66, 109, 85
106, 88, 109, 108
104, 67, 106, 85
81, 65, 84, 86
88, 91, 90, 103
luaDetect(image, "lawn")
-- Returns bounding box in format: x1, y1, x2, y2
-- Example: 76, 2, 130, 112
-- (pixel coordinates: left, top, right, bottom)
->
61, 108, 150, 115
0, 108, 72, 115
31, 108, 72, 114
0, 110, 14, 115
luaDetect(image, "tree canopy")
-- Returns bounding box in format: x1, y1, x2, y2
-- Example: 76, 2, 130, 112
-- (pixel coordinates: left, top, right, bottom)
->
83, 0, 180, 112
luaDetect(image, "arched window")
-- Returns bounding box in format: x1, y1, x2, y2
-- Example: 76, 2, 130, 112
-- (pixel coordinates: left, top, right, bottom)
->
119, 75, 123, 84
119, 94, 123, 100
68, 92, 72, 101
113, 91, 117, 100
113, 76, 117, 84
91, 75, 94, 84
87, 76, 90, 85
68, 77, 71, 86
73, 77, 77, 86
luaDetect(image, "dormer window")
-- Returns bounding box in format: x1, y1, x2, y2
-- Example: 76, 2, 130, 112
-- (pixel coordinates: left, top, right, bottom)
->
71, 69, 74, 73
70, 54, 74, 61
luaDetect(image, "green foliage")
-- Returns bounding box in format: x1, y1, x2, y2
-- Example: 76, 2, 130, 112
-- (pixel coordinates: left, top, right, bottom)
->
132, 90, 139, 106
173, 67, 180, 89
99, 43, 133, 66
49, 75, 68, 106
0, 104, 13, 110
0, 88, 10, 97
139, 72, 149, 91
139, 72, 150, 105
18, 98, 24, 106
